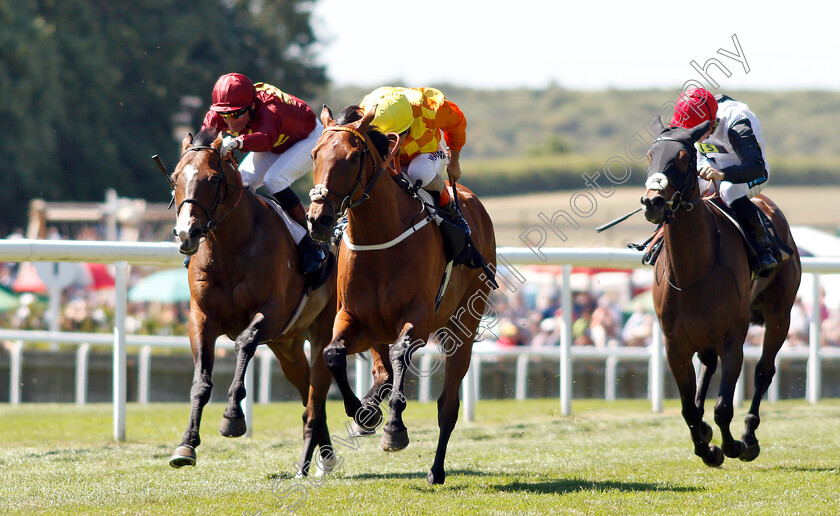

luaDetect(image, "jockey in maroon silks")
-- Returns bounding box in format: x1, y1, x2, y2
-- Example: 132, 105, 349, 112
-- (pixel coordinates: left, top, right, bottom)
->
200, 72, 325, 274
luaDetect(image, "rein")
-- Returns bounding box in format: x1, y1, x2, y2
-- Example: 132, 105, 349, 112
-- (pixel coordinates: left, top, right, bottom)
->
310, 126, 400, 217
175, 145, 246, 238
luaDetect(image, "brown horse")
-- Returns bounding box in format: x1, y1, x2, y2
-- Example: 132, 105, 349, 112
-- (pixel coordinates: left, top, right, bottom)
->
307, 106, 497, 484
641, 118, 801, 466
166, 127, 338, 477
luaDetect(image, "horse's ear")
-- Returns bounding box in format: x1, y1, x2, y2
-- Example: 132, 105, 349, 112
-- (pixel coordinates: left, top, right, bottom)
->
688, 120, 711, 143
180, 132, 194, 154
320, 104, 335, 127
212, 132, 223, 149
358, 104, 376, 132
650, 116, 665, 136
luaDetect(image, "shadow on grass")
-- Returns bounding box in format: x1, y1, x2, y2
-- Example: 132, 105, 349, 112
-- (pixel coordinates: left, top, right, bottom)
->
492, 478, 702, 495
767, 465, 839, 474
348, 469, 486, 481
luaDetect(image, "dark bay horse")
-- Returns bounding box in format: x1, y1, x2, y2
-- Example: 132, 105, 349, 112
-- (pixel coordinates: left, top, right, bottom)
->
641, 118, 801, 466
307, 106, 497, 484
167, 127, 338, 477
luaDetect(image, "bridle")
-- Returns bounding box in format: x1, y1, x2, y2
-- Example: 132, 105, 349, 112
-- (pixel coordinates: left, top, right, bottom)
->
174, 145, 245, 238
309, 126, 400, 217
646, 136, 702, 223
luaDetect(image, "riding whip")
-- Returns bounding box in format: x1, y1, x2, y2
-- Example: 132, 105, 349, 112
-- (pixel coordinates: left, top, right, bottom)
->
596, 207, 643, 233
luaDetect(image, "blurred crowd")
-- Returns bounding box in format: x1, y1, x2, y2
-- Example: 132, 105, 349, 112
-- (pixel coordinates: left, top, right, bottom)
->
2, 230, 840, 349
480, 266, 840, 350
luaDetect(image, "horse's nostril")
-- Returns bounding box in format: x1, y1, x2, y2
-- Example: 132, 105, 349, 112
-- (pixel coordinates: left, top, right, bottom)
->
189, 228, 201, 239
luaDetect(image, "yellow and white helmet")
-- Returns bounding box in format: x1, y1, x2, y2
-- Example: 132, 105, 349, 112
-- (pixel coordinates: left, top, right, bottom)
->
362, 87, 414, 134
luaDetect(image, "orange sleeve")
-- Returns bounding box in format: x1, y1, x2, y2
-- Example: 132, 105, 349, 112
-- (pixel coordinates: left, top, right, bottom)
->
436, 100, 467, 151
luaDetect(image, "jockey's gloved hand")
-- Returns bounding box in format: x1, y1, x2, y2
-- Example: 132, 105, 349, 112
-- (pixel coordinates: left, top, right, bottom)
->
221, 135, 241, 156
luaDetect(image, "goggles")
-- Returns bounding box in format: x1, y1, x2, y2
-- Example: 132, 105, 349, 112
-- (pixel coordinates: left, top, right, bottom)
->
220, 106, 249, 119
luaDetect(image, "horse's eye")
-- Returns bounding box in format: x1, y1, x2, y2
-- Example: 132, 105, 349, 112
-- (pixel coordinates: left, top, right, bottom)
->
646, 150, 652, 163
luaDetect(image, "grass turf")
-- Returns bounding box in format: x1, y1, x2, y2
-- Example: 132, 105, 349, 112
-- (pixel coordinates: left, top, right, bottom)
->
1, 399, 839, 514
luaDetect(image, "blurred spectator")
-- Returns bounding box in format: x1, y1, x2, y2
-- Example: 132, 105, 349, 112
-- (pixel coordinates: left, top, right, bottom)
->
590, 296, 622, 348
822, 304, 840, 347
787, 297, 810, 347
622, 307, 654, 347
497, 321, 525, 347
745, 324, 765, 347
531, 317, 559, 348
572, 305, 593, 346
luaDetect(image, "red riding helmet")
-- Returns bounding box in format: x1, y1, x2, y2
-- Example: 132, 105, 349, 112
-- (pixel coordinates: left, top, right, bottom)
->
670, 87, 718, 129
210, 73, 256, 112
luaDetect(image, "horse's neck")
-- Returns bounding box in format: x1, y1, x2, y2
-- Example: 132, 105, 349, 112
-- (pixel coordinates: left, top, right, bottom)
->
662, 200, 718, 286
345, 174, 416, 244
206, 189, 256, 254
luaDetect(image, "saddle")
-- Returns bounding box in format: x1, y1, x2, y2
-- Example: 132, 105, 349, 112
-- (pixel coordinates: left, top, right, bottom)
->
258, 193, 334, 291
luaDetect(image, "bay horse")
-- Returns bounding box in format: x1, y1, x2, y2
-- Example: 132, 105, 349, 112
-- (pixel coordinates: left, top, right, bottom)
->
641, 118, 801, 466
166, 127, 338, 477
307, 106, 497, 484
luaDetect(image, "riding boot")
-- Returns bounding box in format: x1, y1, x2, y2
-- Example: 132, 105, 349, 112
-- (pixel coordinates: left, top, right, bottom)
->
425, 176, 471, 237
439, 200, 472, 236
274, 190, 326, 275
730, 197, 778, 277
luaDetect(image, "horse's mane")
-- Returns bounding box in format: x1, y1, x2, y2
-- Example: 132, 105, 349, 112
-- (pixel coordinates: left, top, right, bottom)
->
335, 105, 390, 157
193, 127, 220, 147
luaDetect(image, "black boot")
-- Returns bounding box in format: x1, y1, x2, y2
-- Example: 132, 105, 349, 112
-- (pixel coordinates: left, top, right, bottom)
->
730, 197, 778, 277
439, 200, 471, 236
297, 234, 325, 275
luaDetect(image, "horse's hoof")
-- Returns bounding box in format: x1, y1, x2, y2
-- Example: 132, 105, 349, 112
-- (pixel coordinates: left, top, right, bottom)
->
219, 416, 247, 438
428, 468, 445, 485
314, 452, 342, 477
379, 428, 409, 452
354, 404, 383, 432
739, 441, 760, 462
722, 440, 743, 459
350, 420, 377, 437
702, 445, 724, 467
700, 422, 713, 443
169, 446, 196, 468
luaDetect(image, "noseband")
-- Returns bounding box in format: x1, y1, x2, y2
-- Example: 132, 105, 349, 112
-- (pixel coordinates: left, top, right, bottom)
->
309, 126, 399, 217
175, 145, 245, 237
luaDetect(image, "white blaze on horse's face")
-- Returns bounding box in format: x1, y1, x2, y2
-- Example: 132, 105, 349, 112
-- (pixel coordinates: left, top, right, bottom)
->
645, 173, 669, 192
174, 164, 200, 243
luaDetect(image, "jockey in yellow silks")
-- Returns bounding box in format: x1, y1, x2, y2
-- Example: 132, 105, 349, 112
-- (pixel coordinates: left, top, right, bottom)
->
360, 86, 470, 235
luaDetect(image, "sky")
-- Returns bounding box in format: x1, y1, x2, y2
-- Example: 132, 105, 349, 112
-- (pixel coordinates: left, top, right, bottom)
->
310, 0, 839, 91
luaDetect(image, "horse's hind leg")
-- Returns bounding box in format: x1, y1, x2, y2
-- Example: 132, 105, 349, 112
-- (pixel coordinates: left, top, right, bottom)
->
694, 349, 718, 442
351, 344, 393, 436
714, 335, 748, 459
740, 310, 789, 462
379, 323, 420, 453
667, 343, 724, 467
220, 312, 270, 438
427, 302, 485, 485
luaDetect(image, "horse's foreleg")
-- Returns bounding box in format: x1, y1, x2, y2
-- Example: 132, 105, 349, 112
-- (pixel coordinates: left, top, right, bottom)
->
667, 344, 723, 467
714, 337, 747, 459
171, 319, 217, 468
296, 338, 335, 478
323, 310, 367, 426
220, 312, 268, 438
741, 311, 788, 462
694, 349, 718, 419
379, 322, 419, 453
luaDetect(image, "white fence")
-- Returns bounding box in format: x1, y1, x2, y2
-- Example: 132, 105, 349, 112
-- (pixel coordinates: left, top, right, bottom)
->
2, 240, 840, 441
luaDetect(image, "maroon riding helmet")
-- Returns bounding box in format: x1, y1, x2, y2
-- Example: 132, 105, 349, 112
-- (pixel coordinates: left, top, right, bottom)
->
210, 73, 256, 113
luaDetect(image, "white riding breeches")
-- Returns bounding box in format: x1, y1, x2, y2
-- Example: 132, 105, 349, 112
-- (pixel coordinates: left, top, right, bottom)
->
698, 176, 767, 207
405, 142, 448, 188
239, 119, 323, 194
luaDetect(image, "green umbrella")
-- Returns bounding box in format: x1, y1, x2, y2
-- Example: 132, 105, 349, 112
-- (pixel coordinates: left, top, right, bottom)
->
128, 268, 191, 303
0, 287, 20, 311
